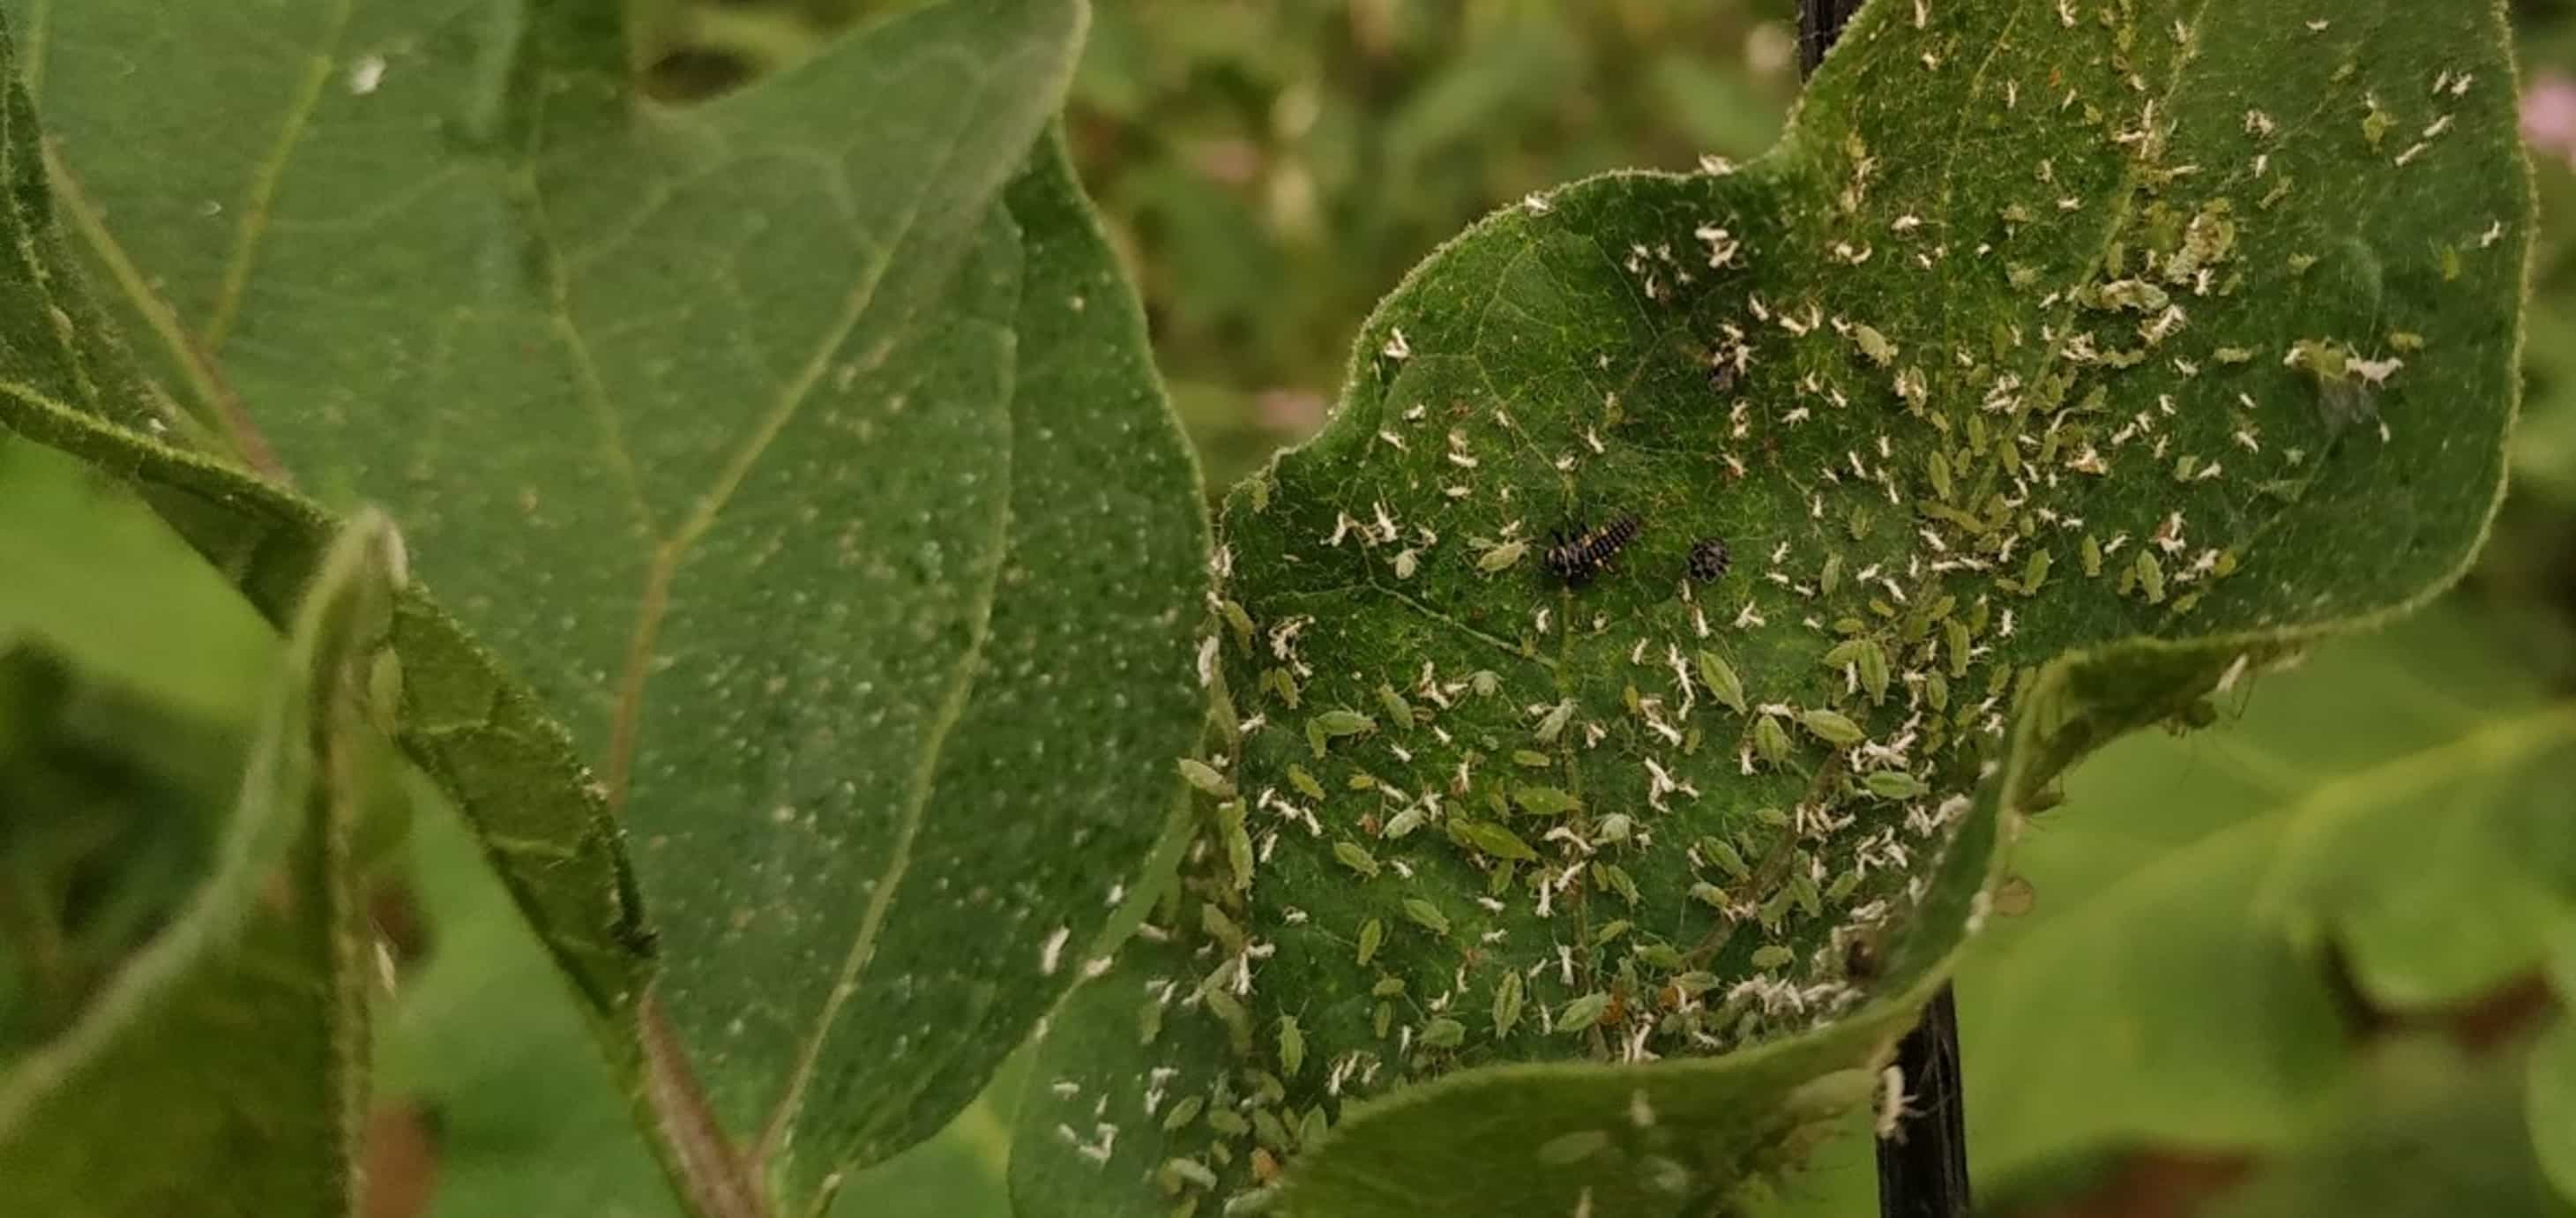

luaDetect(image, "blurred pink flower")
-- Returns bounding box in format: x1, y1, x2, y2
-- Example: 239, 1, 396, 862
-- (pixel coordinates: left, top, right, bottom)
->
2525, 71, 2576, 166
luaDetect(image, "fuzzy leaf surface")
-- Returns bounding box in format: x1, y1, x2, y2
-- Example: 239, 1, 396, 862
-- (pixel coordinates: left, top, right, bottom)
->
10, 0, 1211, 1200
1017, 2, 2529, 1214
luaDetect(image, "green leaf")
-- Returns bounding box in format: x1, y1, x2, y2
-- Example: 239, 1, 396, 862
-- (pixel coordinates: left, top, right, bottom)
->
1959, 605, 2576, 1181
11, 0, 1211, 1202
1019, 1, 2529, 1214
0, 437, 397, 1215
2193, 1040, 2572, 1218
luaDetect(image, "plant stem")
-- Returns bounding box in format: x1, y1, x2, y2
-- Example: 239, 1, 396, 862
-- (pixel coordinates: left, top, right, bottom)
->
1798, 0, 1868, 75
1876, 987, 1972, 1218
1791, 6, 1975, 1215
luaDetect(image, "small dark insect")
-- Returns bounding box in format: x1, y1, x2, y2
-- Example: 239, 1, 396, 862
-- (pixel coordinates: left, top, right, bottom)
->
1687, 536, 1731, 583
1706, 360, 1739, 393
1841, 932, 1880, 984
1544, 513, 1641, 585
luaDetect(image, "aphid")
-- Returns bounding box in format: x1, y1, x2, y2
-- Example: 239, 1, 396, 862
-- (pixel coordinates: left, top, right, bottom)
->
1544, 513, 1642, 585
1688, 536, 1732, 583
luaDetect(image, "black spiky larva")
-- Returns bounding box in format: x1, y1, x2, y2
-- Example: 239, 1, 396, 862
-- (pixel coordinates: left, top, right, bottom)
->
1688, 536, 1731, 583
1543, 513, 1641, 585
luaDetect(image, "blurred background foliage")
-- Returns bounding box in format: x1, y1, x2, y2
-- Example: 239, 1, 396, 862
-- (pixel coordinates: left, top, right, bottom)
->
365, 2, 2576, 1214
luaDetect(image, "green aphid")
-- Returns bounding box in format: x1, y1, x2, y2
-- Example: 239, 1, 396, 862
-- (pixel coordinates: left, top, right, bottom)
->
1821, 639, 1868, 670
1455, 819, 1538, 862
1690, 881, 1732, 909
1826, 870, 1863, 902
1945, 619, 1972, 676
1821, 552, 1846, 598
1382, 806, 1428, 840
1374, 1002, 1393, 1040
1161, 1095, 1206, 1132
1927, 451, 1954, 503
2136, 551, 2167, 604
1252, 1108, 1292, 1151
1202, 903, 1246, 952
1206, 1108, 1251, 1137
1250, 1071, 1286, 1107
1758, 887, 1797, 930
1695, 650, 1749, 714
1790, 873, 1823, 918
1263, 667, 1302, 709
1633, 942, 1686, 971
1311, 709, 1375, 749
1215, 803, 1254, 890
1298, 1107, 1330, 1150
1356, 917, 1385, 966
1702, 836, 1751, 880
1594, 919, 1633, 946
1288, 763, 1326, 801
1534, 698, 1578, 744
1512, 749, 1555, 767
1376, 684, 1416, 728
1558, 992, 1613, 1033
1672, 971, 1721, 997
1853, 323, 1899, 367
1493, 971, 1526, 1036
1346, 772, 1378, 791
1594, 813, 1635, 845
1866, 771, 1929, 800
1512, 784, 1582, 818
2081, 534, 2103, 577
1421, 1017, 1467, 1050
1478, 540, 1529, 573
2022, 548, 2052, 594
1595, 862, 1642, 906
1276, 1016, 1307, 1078
1374, 975, 1407, 998
1856, 639, 1892, 705
1178, 757, 1236, 798
1220, 600, 1255, 649
1403, 898, 1451, 937
1334, 840, 1381, 879
1140, 994, 1167, 1046
1803, 708, 1866, 747
1925, 670, 1951, 712
1753, 714, 1793, 765
1751, 945, 1796, 970
1210, 687, 1241, 748
1470, 669, 1504, 697
1203, 989, 1252, 1053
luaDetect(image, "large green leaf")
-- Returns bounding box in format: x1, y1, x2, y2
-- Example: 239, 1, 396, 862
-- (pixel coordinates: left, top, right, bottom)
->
1959, 604, 2576, 1182
1017, 1, 2529, 1214
7, 0, 1211, 1207
0, 436, 399, 1216
2193, 1040, 2573, 1218
378, 767, 1038, 1218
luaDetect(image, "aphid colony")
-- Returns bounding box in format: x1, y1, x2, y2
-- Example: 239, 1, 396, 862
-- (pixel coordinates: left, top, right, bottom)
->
1056, 11, 2511, 1210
